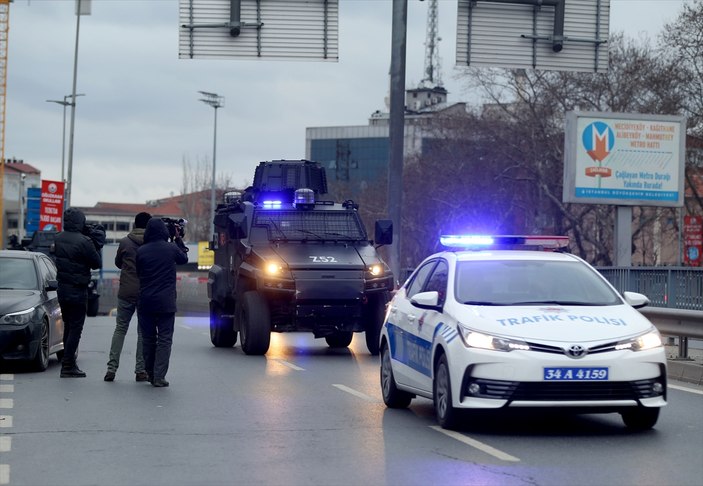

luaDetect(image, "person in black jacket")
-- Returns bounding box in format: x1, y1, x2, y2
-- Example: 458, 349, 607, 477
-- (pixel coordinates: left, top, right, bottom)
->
136, 218, 188, 387
53, 208, 103, 378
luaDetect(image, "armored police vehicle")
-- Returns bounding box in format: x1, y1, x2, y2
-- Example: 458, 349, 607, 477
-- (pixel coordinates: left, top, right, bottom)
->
207, 160, 394, 355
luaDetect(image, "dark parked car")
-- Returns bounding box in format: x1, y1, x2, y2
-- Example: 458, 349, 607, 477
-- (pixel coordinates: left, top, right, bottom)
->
0, 250, 64, 370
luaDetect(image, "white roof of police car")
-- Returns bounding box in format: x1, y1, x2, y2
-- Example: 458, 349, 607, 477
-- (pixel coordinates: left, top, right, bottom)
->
427, 249, 581, 263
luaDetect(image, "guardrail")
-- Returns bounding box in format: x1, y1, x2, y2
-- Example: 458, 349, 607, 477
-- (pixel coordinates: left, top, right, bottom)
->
639, 307, 703, 360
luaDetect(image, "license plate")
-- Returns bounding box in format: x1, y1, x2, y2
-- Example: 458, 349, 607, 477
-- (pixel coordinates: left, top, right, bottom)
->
543, 367, 608, 381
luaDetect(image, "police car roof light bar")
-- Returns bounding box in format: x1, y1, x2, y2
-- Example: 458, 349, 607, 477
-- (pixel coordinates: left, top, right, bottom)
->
440, 235, 569, 250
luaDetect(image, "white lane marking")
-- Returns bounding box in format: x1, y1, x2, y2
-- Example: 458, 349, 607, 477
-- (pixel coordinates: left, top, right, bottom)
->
0, 375, 12, 381
0, 416, 11, 428
0, 400, 11, 410
272, 359, 305, 371
0, 464, 9, 485
332, 384, 382, 403
0, 385, 13, 393
0, 436, 9, 452
669, 384, 703, 395
180, 325, 192, 330
430, 426, 521, 462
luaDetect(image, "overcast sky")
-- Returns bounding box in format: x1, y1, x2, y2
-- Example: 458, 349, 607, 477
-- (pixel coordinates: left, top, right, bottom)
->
6, 0, 688, 207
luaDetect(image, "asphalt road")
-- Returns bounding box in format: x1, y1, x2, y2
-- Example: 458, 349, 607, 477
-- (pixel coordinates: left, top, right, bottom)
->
1, 316, 702, 486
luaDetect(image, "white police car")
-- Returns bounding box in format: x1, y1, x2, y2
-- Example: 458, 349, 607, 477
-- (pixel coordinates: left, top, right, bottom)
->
379, 235, 667, 430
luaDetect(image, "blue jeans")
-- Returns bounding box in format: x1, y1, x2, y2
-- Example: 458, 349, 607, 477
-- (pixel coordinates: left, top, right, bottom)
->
106, 298, 145, 374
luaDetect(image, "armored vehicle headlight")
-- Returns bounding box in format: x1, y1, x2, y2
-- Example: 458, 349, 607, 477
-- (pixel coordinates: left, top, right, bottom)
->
368, 264, 383, 276
265, 262, 284, 276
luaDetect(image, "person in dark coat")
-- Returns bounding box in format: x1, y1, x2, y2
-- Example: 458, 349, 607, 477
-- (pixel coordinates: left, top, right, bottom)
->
104, 212, 151, 382
136, 218, 188, 387
53, 207, 103, 378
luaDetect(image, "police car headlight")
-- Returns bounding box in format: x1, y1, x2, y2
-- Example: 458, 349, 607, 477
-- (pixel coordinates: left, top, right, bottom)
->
1, 307, 36, 326
615, 329, 663, 351
458, 325, 530, 352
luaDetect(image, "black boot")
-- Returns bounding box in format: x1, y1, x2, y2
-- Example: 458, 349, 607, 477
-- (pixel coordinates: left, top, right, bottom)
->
61, 362, 86, 378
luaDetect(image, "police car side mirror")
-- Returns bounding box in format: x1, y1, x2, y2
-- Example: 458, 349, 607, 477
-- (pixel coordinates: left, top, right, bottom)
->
46, 279, 59, 292
374, 220, 393, 246
623, 291, 650, 309
227, 213, 248, 240
410, 291, 441, 311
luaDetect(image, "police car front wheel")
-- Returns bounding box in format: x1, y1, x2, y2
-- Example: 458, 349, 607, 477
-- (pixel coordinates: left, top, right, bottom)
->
434, 354, 460, 429
380, 344, 413, 408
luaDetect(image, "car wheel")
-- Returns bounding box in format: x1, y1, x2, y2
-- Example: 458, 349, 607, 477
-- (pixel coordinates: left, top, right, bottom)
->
434, 354, 459, 429
381, 343, 412, 408
621, 407, 660, 430
325, 331, 353, 348
239, 291, 271, 355
210, 300, 237, 348
33, 319, 50, 372
363, 293, 387, 355
86, 296, 99, 317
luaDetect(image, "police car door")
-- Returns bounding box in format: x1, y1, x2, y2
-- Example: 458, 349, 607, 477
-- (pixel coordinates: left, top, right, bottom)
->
388, 259, 437, 391
414, 259, 449, 394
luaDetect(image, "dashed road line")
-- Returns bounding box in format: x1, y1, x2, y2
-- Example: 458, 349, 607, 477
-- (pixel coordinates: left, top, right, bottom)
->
0, 464, 9, 485
430, 426, 521, 462
0, 400, 12, 409
272, 359, 305, 371
0, 375, 12, 381
0, 416, 12, 428
0, 436, 9, 452
332, 384, 382, 403
670, 384, 703, 395
0, 385, 13, 393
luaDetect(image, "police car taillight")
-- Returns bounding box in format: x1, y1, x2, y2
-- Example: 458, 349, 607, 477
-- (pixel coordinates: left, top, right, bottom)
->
439, 235, 569, 250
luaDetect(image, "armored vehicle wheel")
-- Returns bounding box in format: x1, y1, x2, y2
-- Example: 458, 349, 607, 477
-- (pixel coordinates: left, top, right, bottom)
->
239, 291, 271, 355
325, 331, 353, 348
363, 294, 387, 355
210, 301, 237, 348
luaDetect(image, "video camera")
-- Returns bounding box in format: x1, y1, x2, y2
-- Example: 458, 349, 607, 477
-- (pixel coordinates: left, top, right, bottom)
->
161, 217, 189, 253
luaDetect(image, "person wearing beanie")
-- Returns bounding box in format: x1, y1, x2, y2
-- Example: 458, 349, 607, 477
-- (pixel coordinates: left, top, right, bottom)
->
104, 212, 152, 382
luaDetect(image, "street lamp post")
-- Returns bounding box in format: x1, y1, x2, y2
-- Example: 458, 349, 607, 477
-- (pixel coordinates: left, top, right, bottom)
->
198, 91, 225, 239
46, 93, 85, 182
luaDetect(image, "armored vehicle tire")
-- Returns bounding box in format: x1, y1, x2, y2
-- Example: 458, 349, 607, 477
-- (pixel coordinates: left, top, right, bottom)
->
380, 342, 412, 408
364, 294, 387, 355
210, 301, 237, 348
239, 291, 271, 355
325, 331, 354, 348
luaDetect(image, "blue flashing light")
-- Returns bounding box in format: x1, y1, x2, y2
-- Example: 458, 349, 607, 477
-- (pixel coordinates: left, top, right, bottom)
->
440, 235, 495, 247
262, 200, 283, 209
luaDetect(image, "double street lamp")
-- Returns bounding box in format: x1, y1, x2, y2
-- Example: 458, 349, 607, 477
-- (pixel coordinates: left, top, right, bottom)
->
46, 93, 85, 182
198, 91, 225, 239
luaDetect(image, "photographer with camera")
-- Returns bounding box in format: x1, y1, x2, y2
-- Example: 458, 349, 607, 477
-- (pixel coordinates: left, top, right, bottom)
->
136, 217, 189, 387
104, 212, 151, 383
53, 208, 104, 378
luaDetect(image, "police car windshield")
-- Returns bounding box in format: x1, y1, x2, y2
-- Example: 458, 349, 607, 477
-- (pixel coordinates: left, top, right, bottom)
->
455, 260, 621, 306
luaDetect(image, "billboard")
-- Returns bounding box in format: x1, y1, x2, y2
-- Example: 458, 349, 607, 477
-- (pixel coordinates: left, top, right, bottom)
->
563, 111, 686, 207
39, 180, 65, 231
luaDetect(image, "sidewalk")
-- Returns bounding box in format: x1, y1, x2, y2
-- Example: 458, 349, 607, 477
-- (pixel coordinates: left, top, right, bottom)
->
666, 344, 703, 386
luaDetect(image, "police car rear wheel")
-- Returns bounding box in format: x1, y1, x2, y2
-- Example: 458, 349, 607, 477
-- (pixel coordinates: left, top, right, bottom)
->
621, 407, 660, 430
381, 343, 412, 408
240, 291, 271, 355
325, 331, 353, 348
210, 301, 237, 348
434, 354, 459, 429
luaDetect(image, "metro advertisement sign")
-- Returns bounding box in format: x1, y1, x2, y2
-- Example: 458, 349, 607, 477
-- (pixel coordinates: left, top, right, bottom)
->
39, 180, 65, 231
683, 215, 702, 267
563, 111, 686, 207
